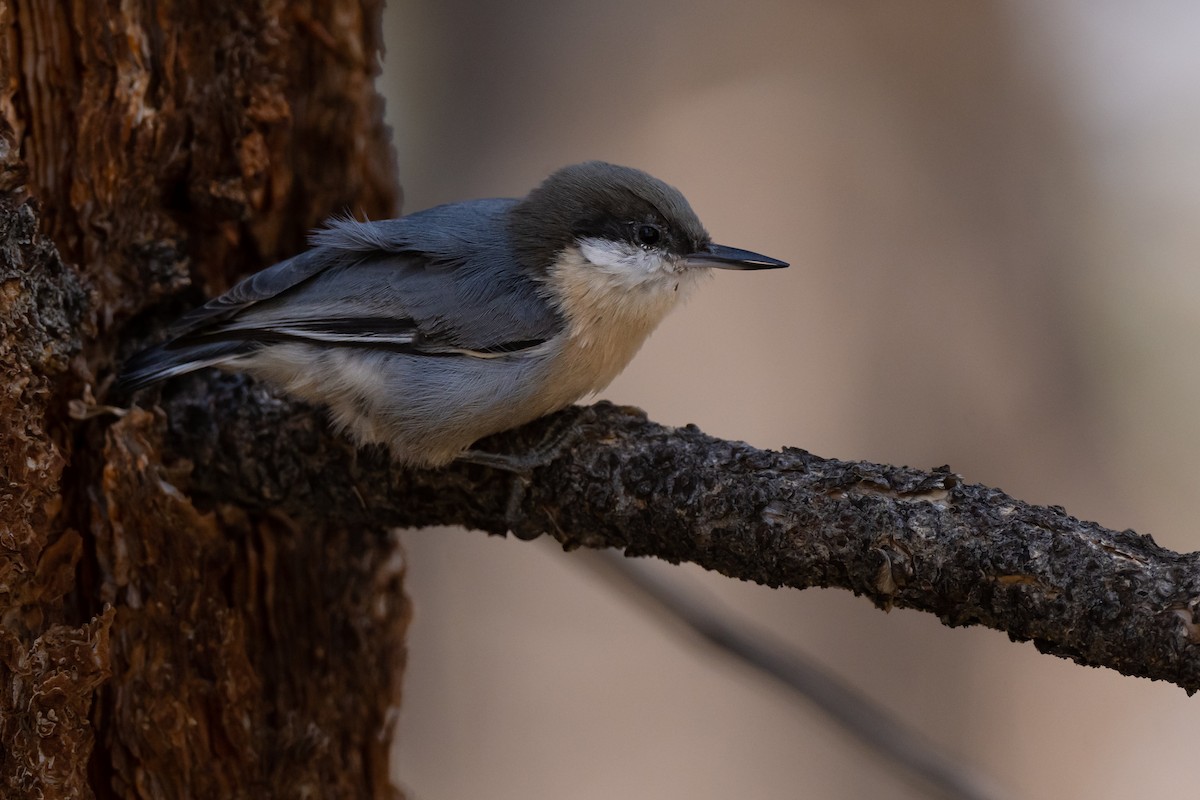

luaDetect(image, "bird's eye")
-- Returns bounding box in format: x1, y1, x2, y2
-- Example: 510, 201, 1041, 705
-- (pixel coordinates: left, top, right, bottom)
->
635, 224, 662, 247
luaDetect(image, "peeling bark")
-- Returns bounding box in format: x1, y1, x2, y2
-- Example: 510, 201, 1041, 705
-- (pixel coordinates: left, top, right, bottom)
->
95, 408, 407, 798
0, 183, 99, 800
2, 2, 406, 797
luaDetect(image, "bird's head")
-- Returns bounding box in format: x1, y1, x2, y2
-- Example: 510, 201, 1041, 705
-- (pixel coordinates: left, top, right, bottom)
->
509, 162, 788, 289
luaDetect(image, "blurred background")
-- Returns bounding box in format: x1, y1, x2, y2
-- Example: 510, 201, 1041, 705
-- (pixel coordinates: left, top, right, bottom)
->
378, 2, 1200, 797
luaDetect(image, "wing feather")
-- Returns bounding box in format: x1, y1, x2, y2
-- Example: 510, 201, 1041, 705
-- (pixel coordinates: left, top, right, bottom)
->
162, 200, 562, 359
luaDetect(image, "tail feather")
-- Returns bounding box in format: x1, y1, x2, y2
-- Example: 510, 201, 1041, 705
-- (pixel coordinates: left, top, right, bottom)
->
118, 340, 252, 392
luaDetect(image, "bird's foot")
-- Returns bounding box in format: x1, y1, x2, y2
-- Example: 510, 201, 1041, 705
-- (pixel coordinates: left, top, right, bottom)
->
456, 413, 583, 540
456, 412, 581, 474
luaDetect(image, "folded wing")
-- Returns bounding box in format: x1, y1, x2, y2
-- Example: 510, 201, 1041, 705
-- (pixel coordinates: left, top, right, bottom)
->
120, 200, 563, 389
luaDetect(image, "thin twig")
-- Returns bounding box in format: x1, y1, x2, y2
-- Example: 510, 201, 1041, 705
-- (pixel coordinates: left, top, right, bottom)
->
575, 548, 1010, 800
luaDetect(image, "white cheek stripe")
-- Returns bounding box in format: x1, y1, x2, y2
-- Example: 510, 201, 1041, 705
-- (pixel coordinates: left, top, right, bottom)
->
578, 237, 674, 280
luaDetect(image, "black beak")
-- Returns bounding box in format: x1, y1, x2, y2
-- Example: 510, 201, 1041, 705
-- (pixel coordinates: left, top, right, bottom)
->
683, 243, 789, 270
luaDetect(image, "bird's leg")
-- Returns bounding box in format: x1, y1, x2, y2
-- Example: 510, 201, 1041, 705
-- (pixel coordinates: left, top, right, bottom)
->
456, 414, 583, 540
455, 412, 581, 474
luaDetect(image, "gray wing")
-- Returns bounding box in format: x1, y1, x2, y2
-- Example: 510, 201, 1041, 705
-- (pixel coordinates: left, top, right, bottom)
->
164, 245, 343, 337
199, 245, 561, 356
120, 200, 562, 390
167, 198, 530, 340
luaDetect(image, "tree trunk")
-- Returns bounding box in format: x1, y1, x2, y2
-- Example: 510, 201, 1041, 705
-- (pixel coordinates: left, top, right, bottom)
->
8, 3, 1200, 798
0, 3, 406, 797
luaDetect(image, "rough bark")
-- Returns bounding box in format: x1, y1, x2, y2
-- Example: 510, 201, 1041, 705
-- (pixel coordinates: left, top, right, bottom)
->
163, 381, 1200, 693
1, 2, 405, 798
4, 1, 1200, 798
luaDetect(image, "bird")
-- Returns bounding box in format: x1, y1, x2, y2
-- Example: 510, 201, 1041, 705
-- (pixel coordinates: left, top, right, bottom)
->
121, 161, 788, 468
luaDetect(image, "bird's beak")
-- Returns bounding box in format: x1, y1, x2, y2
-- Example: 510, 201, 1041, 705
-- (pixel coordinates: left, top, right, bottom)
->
682, 243, 789, 270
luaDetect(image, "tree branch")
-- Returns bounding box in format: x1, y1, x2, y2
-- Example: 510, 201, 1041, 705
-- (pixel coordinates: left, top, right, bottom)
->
153, 371, 1200, 693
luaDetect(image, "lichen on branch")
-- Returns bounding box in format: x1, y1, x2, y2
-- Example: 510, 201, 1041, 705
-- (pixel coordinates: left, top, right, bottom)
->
160, 374, 1200, 694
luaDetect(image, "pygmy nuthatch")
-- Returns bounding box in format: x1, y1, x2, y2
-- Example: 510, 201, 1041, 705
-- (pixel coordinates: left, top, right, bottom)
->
122, 161, 788, 467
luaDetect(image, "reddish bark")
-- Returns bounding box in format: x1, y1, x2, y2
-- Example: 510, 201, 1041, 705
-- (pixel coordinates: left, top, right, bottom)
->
1, 3, 406, 797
